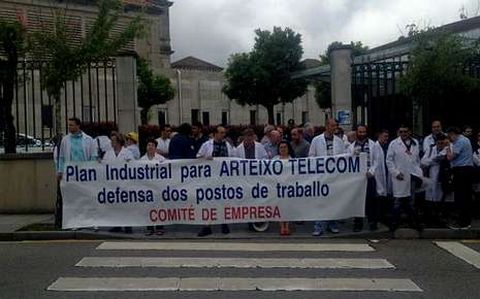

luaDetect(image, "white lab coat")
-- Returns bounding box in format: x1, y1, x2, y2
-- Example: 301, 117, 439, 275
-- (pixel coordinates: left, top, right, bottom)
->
348, 139, 387, 196
103, 147, 134, 162
474, 148, 480, 193
235, 142, 268, 159
386, 137, 423, 198
421, 145, 448, 202
473, 148, 480, 167
308, 133, 345, 157
197, 139, 236, 158
141, 153, 166, 162
95, 135, 112, 156
422, 134, 436, 156
57, 132, 97, 173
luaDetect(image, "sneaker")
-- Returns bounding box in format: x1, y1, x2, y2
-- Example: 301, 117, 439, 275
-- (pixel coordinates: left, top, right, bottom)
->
369, 223, 378, 231
221, 224, 230, 234
312, 225, 324, 237
328, 223, 340, 234
197, 226, 212, 237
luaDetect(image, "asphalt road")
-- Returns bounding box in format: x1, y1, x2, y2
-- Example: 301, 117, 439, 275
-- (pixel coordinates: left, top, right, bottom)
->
1, 239, 480, 299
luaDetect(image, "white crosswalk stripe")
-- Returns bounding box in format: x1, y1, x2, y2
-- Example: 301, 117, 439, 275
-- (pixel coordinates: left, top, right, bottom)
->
97, 241, 374, 252
48, 277, 422, 292
48, 241, 423, 293
76, 256, 395, 269
435, 241, 480, 269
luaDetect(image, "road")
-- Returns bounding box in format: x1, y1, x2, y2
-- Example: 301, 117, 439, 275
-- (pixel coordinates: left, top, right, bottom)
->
1, 239, 480, 299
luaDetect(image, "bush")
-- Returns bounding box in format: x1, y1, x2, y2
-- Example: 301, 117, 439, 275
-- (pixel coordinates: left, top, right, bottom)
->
81, 122, 118, 138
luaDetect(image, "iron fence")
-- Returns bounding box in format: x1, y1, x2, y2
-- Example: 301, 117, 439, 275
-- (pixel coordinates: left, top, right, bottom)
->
0, 59, 117, 153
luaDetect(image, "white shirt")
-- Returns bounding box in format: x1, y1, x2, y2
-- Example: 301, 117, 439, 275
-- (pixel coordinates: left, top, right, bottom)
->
103, 147, 134, 162
156, 137, 170, 156
141, 153, 166, 162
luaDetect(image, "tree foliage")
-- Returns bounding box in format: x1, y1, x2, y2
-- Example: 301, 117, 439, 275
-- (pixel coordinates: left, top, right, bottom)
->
401, 30, 480, 123
29, 0, 146, 136
223, 27, 308, 124
0, 20, 25, 153
137, 57, 175, 125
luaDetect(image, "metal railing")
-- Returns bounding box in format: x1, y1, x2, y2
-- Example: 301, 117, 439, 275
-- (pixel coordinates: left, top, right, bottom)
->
0, 59, 118, 153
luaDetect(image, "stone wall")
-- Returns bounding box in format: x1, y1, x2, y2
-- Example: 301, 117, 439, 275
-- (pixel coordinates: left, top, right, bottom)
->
0, 153, 56, 213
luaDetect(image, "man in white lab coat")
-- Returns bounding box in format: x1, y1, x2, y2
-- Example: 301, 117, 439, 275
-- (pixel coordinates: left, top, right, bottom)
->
196, 126, 235, 237
386, 125, 423, 231
236, 129, 268, 160
422, 120, 443, 157
348, 125, 386, 232
309, 118, 345, 236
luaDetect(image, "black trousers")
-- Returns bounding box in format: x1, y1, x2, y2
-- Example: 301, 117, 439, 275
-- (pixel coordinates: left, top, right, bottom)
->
452, 166, 474, 226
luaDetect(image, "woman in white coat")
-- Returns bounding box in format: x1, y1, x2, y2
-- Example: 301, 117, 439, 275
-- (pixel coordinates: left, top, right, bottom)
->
103, 132, 134, 234
386, 126, 423, 230
103, 132, 134, 162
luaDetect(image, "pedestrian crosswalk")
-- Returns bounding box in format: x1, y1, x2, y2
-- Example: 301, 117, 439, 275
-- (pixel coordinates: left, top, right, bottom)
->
47, 241, 423, 293
435, 241, 480, 269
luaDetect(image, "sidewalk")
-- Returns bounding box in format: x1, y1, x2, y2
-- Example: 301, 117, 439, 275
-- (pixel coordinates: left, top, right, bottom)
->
1, 214, 480, 241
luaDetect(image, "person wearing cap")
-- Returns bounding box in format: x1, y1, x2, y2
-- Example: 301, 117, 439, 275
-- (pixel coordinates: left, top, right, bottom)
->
125, 132, 140, 160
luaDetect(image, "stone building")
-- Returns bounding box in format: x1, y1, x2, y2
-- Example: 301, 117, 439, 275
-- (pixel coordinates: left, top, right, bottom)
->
152, 56, 327, 127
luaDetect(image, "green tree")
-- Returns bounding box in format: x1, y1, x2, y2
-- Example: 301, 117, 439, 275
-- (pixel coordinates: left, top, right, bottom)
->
29, 0, 145, 138
315, 41, 368, 110
0, 20, 25, 154
137, 57, 175, 125
401, 30, 480, 127
223, 27, 308, 124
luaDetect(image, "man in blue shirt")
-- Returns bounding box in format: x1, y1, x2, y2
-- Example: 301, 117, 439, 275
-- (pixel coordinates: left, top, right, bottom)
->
446, 127, 474, 230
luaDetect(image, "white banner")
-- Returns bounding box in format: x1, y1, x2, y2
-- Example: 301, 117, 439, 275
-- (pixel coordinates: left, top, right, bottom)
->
61, 155, 367, 228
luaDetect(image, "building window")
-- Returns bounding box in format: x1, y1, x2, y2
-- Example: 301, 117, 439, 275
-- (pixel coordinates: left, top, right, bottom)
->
158, 109, 167, 127
276, 112, 282, 126
221, 111, 228, 126
41, 105, 53, 128
302, 111, 309, 124
83, 106, 96, 123
191, 109, 199, 124
250, 110, 256, 125
202, 111, 210, 126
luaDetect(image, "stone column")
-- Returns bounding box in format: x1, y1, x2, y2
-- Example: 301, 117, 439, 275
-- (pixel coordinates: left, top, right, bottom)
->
329, 45, 353, 129
115, 56, 139, 133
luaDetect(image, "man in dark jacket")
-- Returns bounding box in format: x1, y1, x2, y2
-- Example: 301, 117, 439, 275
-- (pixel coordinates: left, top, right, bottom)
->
169, 123, 196, 159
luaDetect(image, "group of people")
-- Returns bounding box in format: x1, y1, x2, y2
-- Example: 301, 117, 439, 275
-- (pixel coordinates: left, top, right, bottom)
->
55, 117, 480, 237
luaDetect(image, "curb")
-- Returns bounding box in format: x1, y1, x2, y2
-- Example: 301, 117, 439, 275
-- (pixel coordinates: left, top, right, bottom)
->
1, 228, 479, 241
395, 228, 480, 239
